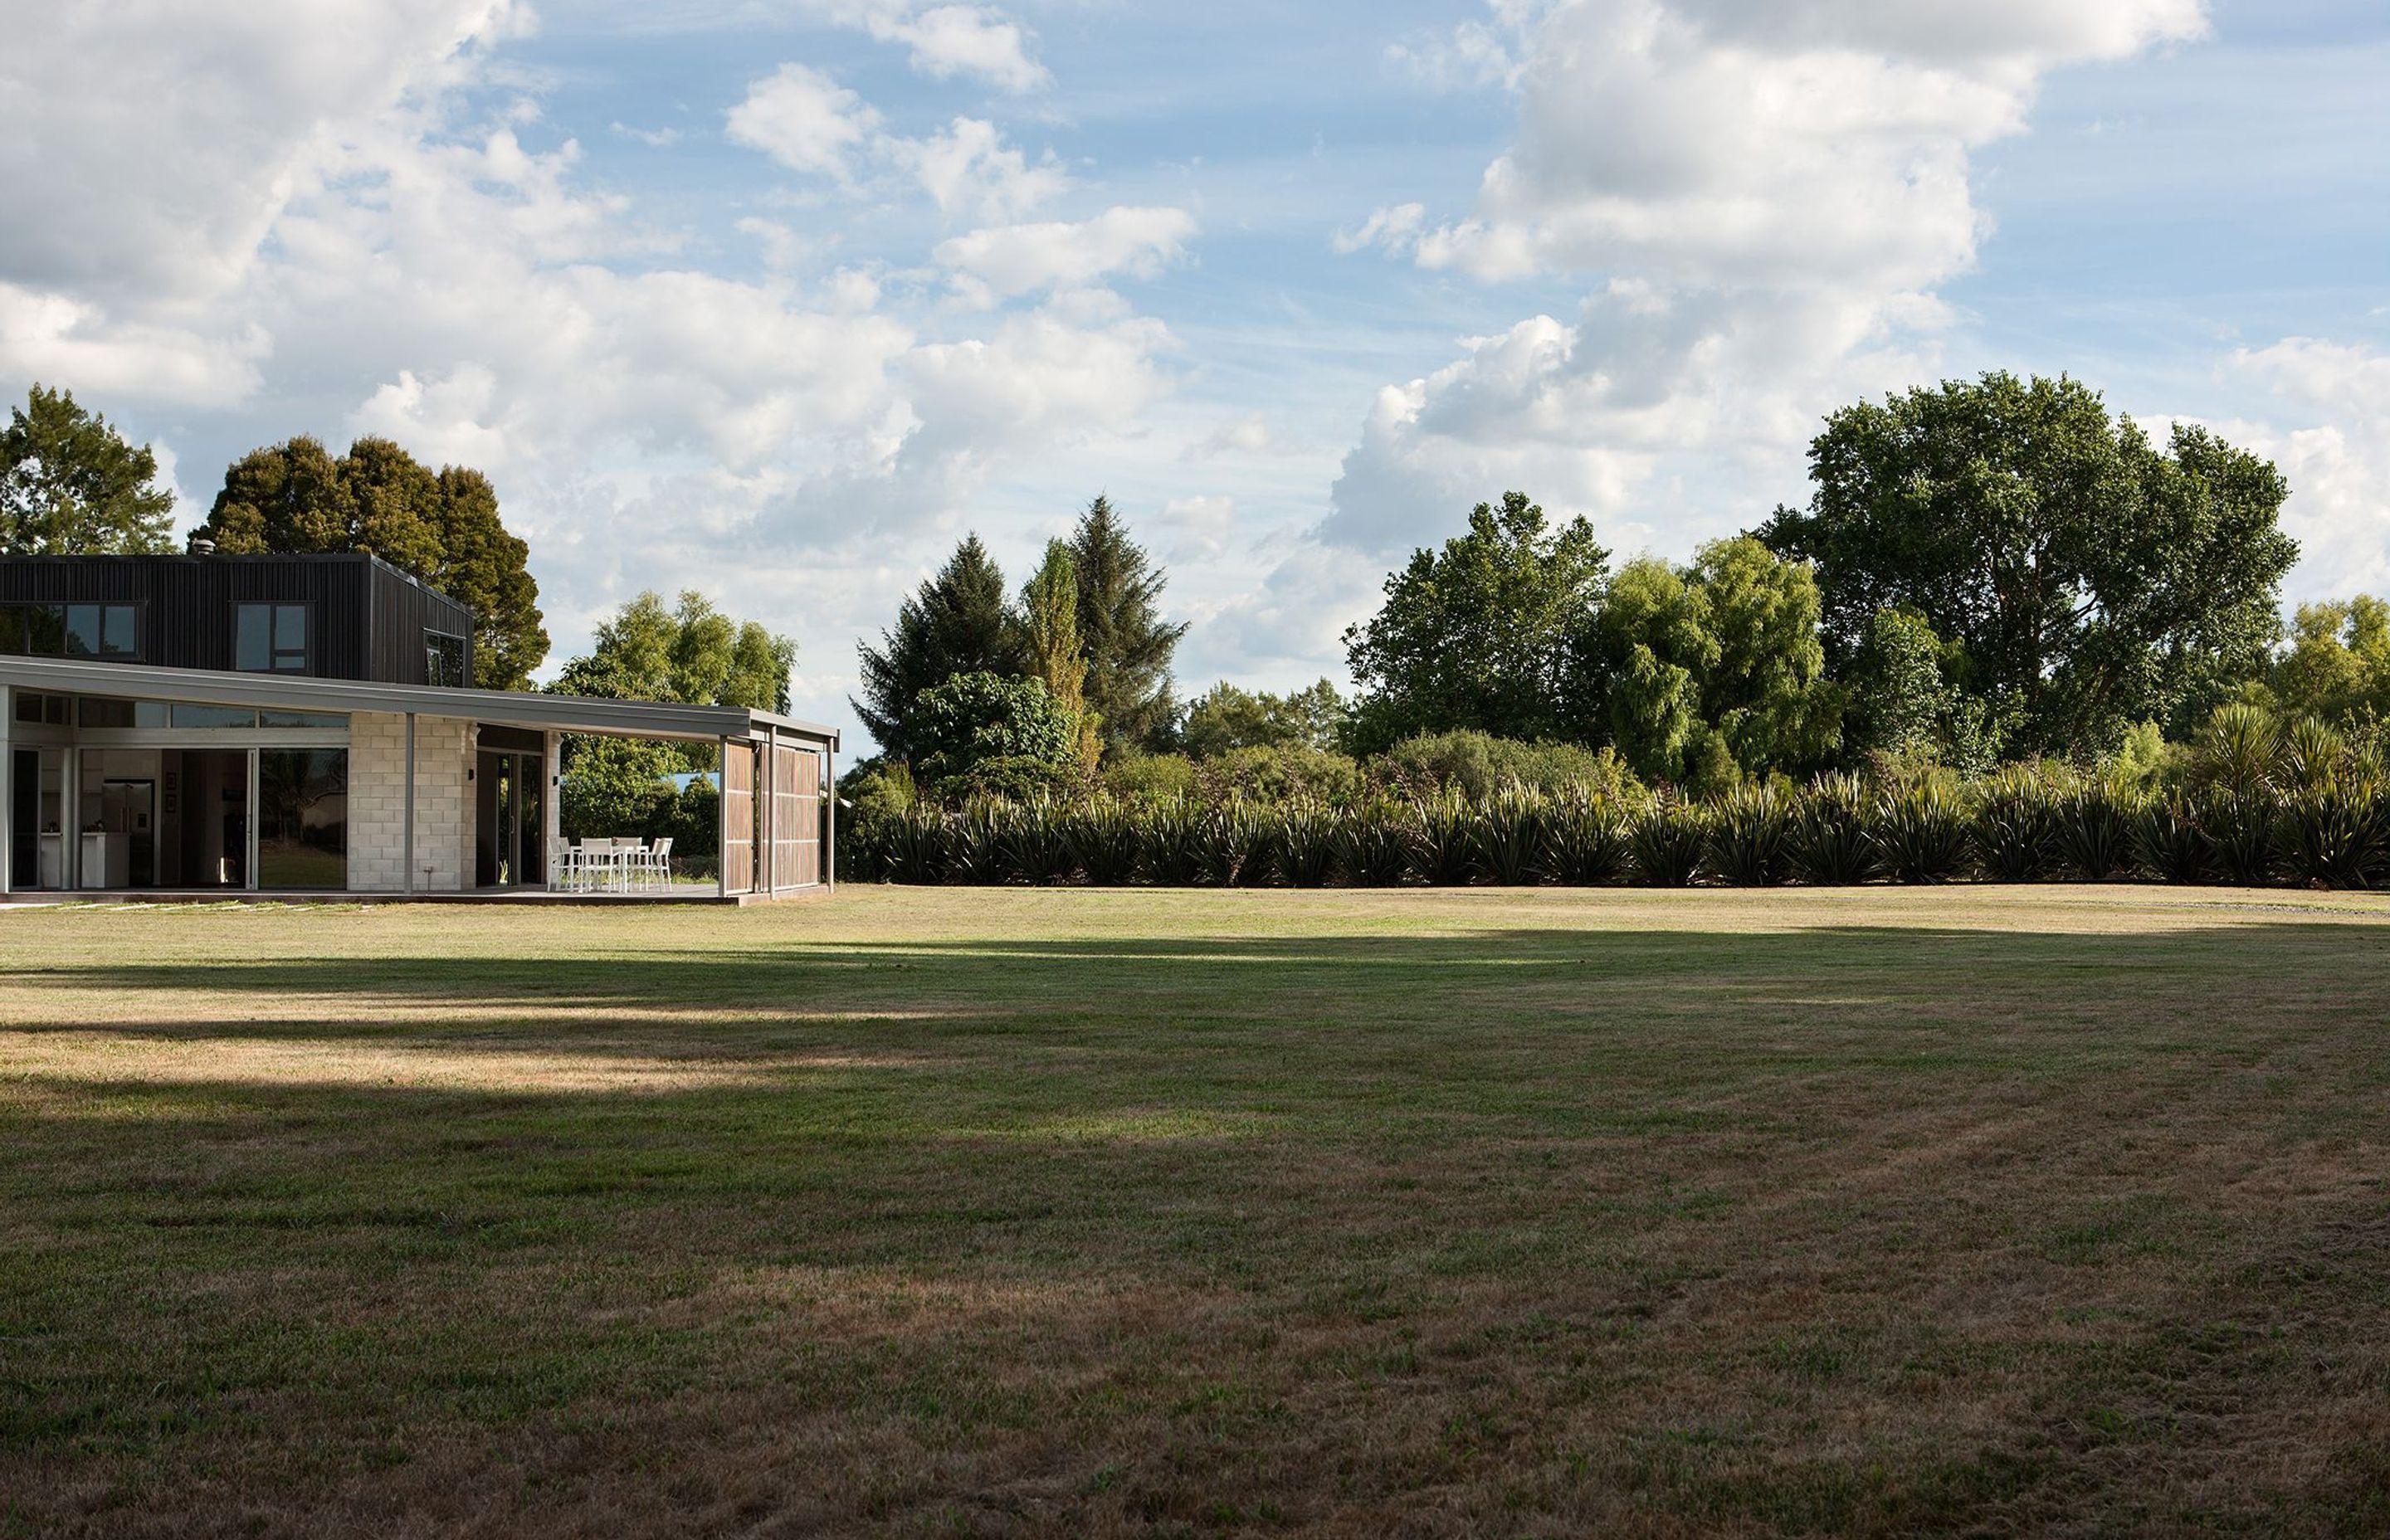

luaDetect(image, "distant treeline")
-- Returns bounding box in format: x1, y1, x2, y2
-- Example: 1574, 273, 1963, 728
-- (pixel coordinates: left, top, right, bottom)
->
850, 372, 2388, 822
838, 706, 2390, 891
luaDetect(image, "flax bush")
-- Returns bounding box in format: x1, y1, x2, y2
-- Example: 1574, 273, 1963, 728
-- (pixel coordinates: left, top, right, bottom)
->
1789, 774, 1875, 885
2133, 799, 2211, 885
1408, 791, 1480, 887
1629, 798, 1711, 887
1068, 797, 1144, 885
1334, 798, 1413, 887
1541, 792, 1631, 885
1974, 767, 2061, 881
1870, 782, 1970, 884
1276, 800, 1341, 888
1474, 787, 1550, 886
1709, 783, 1792, 887
837, 745, 2390, 891
2055, 775, 2139, 881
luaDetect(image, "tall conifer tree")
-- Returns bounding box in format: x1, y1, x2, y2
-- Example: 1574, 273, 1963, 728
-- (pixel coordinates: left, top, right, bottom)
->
1020, 539, 1100, 771
1069, 495, 1187, 753
854, 534, 1024, 761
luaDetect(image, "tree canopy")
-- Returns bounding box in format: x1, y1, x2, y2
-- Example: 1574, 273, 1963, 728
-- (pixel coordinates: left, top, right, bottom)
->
1020, 539, 1100, 771
1681, 537, 1841, 777
2270, 597, 2390, 727
853, 534, 1024, 763
556, 590, 795, 714
201, 434, 548, 689
1344, 491, 1610, 755
1759, 372, 2295, 757
1071, 495, 1188, 753
0, 385, 178, 555
1178, 679, 1349, 759
911, 671, 1075, 784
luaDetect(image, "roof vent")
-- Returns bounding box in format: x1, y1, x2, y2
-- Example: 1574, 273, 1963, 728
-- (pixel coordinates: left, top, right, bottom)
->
187, 534, 217, 557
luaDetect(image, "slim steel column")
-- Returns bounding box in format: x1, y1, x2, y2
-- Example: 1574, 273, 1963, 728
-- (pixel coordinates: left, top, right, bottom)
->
246, 749, 261, 891
0, 686, 12, 898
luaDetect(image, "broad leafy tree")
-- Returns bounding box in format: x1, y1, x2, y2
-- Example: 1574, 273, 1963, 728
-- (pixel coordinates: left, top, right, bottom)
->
202, 435, 548, 689
1760, 373, 2295, 755
911, 670, 1075, 782
1344, 491, 1610, 755
853, 534, 1023, 761
0, 385, 178, 555
555, 590, 793, 714
1687, 537, 1841, 776
1842, 607, 1953, 759
1070, 495, 1188, 752
432, 468, 547, 691
2271, 597, 2390, 727
1179, 679, 1348, 758
553, 590, 795, 787
1593, 558, 1714, 786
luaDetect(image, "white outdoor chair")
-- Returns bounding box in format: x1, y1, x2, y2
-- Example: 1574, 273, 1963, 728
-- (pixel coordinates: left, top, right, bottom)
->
641, 837, 675, 891
573, 837, 615, 894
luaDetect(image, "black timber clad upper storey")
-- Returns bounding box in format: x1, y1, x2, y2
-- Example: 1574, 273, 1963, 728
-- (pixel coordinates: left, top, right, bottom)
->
0, 553, 475, 685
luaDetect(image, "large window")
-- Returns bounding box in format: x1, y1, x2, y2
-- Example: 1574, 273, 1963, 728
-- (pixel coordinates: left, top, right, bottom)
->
235, 602, 310, 672
426, 631, 466, 688
257, 749, 348, 889
1, 602, 138, 660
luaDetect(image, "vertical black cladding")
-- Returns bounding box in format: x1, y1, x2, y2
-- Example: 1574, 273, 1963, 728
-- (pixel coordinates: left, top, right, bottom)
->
0, 553, 476, 685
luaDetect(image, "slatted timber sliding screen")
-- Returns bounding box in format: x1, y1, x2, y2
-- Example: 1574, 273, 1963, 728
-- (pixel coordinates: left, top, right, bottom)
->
768, 743, 822, 889
721, 743, 756, 894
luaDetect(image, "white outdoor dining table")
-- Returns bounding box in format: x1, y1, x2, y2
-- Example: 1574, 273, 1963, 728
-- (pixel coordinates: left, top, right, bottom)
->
563, 841, 654, 894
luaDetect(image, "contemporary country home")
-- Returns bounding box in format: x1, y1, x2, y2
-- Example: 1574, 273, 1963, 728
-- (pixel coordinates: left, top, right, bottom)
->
0, 546, 836, 901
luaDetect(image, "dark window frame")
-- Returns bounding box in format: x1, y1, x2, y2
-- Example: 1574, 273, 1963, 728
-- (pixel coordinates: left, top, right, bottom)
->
232, 601, 314, 675
424, 630, 467, 688
1, 602, 141, 661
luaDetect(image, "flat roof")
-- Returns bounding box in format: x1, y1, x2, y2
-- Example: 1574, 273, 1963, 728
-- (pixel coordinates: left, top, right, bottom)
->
0, 655, 838, 748
0, 548, 472, 609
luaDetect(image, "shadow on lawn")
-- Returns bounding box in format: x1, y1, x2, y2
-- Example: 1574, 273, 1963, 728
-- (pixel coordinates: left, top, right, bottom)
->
5, 919, 2387, 1059
9, 919, 2390, 1537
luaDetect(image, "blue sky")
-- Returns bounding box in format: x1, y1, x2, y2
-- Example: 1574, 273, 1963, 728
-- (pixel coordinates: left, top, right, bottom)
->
3, 0, 2386, 751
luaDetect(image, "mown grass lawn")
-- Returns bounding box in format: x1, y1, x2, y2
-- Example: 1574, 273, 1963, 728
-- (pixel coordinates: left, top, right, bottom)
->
3, 885, 2388, 1538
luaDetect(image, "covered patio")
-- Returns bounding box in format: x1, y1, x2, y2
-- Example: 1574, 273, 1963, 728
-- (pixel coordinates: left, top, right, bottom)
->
0, 656, 836, 904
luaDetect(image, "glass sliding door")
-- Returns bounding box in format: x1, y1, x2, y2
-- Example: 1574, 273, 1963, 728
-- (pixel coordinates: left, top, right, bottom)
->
257, 749, 348, 889
475, 749, 544, 888
10, 748, 61, 889
159, 750, 251, 889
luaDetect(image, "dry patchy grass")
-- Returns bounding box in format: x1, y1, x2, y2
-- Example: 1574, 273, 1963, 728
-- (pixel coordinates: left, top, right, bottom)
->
3, 885, 2389, 1537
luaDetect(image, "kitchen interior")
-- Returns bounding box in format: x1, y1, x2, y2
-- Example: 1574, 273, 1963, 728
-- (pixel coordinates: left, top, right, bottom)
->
9, 748, 251, 890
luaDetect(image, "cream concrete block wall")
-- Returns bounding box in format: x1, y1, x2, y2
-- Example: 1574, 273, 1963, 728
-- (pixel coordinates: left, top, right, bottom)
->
349, 713, 476, 892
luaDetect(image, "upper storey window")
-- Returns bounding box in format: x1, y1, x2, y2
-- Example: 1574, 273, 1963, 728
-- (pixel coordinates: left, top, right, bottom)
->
235, 602, 310, 672
425, 631, 466, 688
0, 602, 139, 660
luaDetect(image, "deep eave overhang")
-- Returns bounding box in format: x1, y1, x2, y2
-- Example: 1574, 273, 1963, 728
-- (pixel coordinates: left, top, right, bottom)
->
0, 656, 838, 749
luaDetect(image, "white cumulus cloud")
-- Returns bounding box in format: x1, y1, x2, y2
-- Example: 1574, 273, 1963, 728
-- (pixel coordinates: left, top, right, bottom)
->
2215, 339, 2390, 601
1325, 0, 2212, 557
935, 207, 1199, 301
725, 63, 883, 179
802, 0, 1050, 92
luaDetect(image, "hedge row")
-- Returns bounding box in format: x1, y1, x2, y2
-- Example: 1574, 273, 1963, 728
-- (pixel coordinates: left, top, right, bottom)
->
837, 776, 2390, 890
